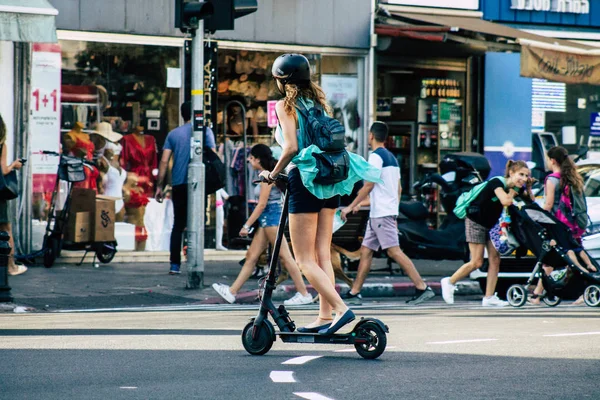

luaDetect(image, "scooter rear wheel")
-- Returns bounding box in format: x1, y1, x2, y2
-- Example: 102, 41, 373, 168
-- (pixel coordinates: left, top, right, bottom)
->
242, 320, 274, 356
354, 321, 387, 359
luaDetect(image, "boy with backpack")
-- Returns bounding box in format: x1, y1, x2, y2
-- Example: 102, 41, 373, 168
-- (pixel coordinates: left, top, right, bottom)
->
340, 122, 435, 305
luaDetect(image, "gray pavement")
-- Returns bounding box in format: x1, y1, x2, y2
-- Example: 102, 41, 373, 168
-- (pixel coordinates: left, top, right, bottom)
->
1, 307, 599, 400
3, 255, 480, 312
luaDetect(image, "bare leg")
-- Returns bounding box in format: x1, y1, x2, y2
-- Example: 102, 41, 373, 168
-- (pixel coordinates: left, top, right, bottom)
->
230, 229, 269, 294
531, 264, 553, 304
484, 240, 501, 298
263, 226, 308, 296
350, 246, 374, 294
315, 208, 337, 321
386, 246, 427, 290
449, 243, 485, 285
577, 250, 596, 272
290, 211, 346, 328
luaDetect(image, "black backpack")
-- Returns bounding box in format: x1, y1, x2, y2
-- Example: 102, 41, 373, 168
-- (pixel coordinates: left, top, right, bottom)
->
295, 100, 349, 185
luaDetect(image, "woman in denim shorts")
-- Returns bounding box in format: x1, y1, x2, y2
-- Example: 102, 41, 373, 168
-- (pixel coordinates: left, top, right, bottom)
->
212, 144, 312, 305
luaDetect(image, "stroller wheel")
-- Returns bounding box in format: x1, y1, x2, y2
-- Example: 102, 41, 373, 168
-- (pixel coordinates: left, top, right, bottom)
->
542, 295, 561, 307
507, 285, 527, 307
583, 285, 600, 307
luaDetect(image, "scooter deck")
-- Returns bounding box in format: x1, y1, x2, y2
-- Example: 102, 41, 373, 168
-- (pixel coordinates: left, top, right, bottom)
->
277, 331, 369, 345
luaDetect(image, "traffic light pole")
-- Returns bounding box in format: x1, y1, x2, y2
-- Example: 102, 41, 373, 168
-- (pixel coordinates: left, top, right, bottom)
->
186, 21, 205, 289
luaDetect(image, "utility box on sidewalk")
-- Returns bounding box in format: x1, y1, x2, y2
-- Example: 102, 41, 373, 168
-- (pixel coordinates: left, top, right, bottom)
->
94, 196, 117, 242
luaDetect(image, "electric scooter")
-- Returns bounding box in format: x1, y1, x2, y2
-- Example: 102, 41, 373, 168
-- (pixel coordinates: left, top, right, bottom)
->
241, 175, 389, 359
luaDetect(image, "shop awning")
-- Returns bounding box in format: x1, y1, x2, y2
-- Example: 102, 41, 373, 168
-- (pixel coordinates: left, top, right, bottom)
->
0, 0, 58, 43
378, 11, 600, 84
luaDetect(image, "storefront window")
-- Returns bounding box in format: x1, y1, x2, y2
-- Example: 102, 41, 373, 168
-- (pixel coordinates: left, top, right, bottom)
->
31, 40, 182, 253
201, 49, 362, 249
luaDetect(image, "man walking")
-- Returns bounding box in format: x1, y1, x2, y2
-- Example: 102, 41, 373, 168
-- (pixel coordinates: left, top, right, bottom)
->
155, 101, 216, 275
340, 121, 434, 305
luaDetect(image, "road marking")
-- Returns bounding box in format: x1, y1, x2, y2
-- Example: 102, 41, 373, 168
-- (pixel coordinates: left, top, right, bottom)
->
270, 371, 295, 383
544, 331, 600, 337
119, 387, 137, 390
427, 339, 498, 345
294, 393, 335, 400
282, 356, 322, 365
333, 348, 355, 352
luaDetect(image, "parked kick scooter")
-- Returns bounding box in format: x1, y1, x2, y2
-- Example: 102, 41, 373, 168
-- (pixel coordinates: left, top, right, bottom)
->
241, 175, 389, 359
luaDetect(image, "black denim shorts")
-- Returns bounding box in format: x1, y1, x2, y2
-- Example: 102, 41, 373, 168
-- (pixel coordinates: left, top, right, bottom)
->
288, 167, 340, 214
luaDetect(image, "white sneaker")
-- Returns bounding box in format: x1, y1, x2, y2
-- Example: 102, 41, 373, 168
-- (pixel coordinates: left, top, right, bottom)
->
215, 245, 228, 251
441, 277, 456, 304
482, 293, 508, 307
284, 292, 313, 306
212, 283, 236, 304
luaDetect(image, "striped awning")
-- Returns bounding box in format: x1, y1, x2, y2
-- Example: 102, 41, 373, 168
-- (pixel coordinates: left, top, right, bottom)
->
0, 0, 58, 43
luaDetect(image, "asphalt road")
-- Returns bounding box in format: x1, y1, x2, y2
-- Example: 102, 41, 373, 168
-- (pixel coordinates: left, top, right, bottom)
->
1, 303, 599, 399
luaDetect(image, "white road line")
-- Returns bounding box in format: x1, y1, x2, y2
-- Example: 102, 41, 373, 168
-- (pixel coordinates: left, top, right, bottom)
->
544, 331, 600, 337
427, 339, 498, 345
333, 348, 355, 353
270, 371, 296, 383
282, 356, 322, 365
119, 387, 137, 390
294, 392, 335, 400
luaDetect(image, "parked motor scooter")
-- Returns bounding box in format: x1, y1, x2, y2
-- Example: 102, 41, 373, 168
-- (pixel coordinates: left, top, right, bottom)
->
397, 152, 491, 261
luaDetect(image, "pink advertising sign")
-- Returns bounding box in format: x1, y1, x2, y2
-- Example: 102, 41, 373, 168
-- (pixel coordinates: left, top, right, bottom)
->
267, 100, 278, 128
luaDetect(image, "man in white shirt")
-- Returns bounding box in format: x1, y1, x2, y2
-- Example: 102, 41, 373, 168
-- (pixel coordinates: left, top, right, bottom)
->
340, 122, 434, 305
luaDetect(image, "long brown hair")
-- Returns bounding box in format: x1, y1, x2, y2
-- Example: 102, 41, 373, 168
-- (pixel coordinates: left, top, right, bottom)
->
0, 114, 6, 145
504, 159, 529, 178
547, 146, 583, 193
281, 81, 332, 117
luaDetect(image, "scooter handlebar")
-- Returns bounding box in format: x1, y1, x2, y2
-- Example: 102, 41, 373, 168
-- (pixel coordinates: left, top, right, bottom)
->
253, 173, 289, 185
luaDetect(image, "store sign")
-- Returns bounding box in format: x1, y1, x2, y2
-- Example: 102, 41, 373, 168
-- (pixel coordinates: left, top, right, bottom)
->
510, 0, 589, 14
30, 43, 61, 193
520, 46, 600, 85
382, 0, 479, 10
590, 113, 600, 136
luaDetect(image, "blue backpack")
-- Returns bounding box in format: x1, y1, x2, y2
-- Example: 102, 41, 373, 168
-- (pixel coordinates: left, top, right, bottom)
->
295, 100, 349, 185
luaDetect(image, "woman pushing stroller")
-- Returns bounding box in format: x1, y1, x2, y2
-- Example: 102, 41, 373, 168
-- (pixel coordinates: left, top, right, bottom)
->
530, 146, 597, 305
441, 160, 534, 307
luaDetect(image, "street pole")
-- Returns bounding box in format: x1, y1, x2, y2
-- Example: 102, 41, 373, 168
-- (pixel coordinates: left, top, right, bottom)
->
186, 20, 205, 289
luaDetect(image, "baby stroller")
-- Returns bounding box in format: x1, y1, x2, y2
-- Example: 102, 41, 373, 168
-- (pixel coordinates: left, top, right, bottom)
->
504, 202, 600, 307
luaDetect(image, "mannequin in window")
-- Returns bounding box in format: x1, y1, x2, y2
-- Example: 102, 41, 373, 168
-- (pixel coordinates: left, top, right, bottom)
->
120, 125, 157, 197
90, 122, 126, 221
62, 121, 99, 191
120, 125, 157, 251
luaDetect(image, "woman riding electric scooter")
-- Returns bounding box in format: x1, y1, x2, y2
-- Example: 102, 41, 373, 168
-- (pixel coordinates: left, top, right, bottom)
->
241, 54, 387, 359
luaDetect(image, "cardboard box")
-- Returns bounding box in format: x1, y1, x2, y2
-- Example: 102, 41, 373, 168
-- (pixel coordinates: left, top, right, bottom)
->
66, 212, 91, 243
65, 188, 95, 242
94, 195, 118, 242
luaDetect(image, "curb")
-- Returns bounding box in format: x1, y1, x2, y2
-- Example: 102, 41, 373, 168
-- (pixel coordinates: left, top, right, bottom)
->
203, 280, 482, 304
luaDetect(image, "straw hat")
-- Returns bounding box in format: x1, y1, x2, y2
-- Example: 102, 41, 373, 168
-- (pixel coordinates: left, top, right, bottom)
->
93, 122, 123, 143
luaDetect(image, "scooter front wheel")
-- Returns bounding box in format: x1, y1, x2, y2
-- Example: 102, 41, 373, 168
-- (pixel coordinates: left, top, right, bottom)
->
242, 320, 274, 356
354, 321, 387, 359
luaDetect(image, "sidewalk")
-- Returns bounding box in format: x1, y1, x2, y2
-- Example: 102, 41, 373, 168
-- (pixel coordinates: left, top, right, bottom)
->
3, 251, 481, 312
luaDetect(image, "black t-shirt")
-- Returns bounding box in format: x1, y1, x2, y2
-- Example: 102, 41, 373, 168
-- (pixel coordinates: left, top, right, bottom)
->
467, 177, 507, 229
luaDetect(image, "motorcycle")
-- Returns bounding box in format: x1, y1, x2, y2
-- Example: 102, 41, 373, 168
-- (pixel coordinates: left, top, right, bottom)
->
397, 152, 491, 261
